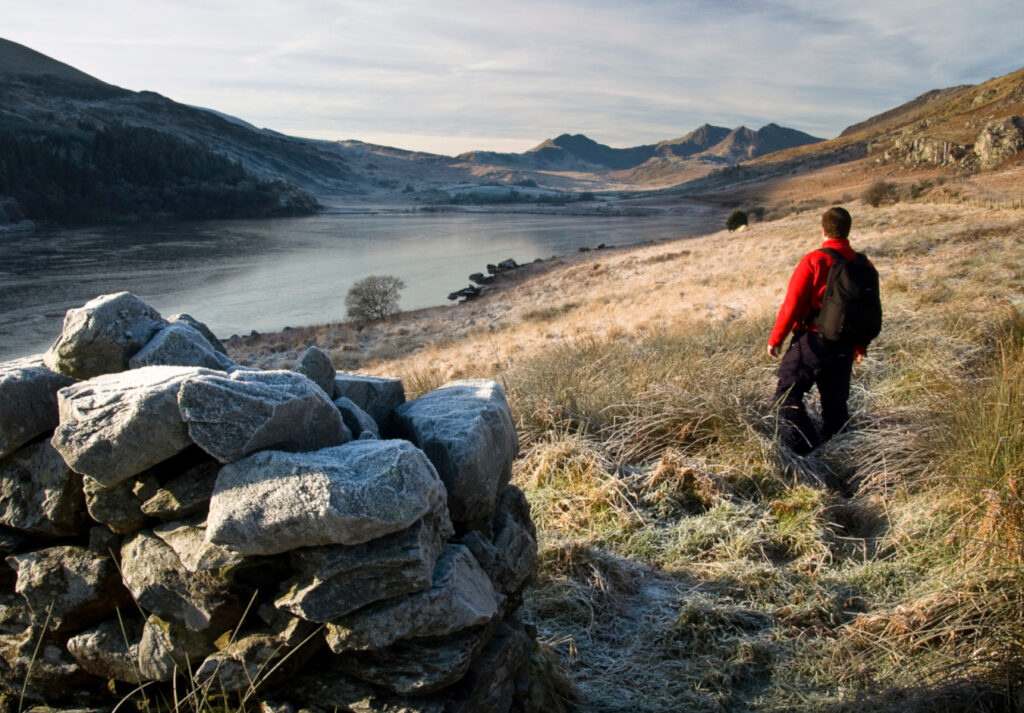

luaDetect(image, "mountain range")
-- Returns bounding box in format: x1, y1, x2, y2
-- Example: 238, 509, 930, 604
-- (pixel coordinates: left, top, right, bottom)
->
1, 35, 1022, 226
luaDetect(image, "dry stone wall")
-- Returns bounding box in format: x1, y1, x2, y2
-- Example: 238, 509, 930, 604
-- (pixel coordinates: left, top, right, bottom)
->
0, 292, 547, 713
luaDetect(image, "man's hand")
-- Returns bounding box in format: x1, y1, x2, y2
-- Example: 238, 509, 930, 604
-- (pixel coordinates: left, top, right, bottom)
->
767, 344, 780, 359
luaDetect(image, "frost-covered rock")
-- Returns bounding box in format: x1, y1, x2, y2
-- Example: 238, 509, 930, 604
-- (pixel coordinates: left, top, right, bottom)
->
332, 373, 406, 425
51, 366, 208, 486
206, 440, 445, 556
325, 544, 499, 653
0, 357, 75, 459
44, 291, 168, 379
294, 345, 336, 395
275, 486, 452, 622
178, 369, 349, 463
130, 321, 235, 371
393, 380, 518, 523
334, 396, 380, 440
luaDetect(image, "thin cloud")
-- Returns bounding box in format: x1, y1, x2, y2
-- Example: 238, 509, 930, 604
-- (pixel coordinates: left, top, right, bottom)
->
4, 0, 1021, 154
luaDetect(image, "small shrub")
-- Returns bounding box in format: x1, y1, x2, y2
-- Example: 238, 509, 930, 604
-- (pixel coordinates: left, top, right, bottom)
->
863, 180, 898, 207
726, 209, 749, 231
345, 275, 405, 322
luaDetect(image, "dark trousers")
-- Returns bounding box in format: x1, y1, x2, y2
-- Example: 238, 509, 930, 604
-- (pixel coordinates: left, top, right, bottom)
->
774, 331, 856, 454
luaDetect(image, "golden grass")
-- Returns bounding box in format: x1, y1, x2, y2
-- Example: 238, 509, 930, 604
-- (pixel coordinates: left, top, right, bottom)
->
225, 198, 1024, 711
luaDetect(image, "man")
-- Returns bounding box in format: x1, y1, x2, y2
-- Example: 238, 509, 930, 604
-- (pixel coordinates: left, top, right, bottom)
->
767, 206, 874, 454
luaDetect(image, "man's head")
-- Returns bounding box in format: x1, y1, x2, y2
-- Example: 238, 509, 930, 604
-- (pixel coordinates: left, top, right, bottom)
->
821, 206, 852, 239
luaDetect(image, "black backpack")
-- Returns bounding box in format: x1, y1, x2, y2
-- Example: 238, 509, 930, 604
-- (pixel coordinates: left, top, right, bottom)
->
813, 248, 882, 345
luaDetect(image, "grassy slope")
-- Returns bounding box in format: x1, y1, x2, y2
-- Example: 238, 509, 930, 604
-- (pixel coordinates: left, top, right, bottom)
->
230, 198, 1024, 712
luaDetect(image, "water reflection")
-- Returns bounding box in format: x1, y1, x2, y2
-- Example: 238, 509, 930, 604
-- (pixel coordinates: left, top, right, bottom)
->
0, 211, 713, 360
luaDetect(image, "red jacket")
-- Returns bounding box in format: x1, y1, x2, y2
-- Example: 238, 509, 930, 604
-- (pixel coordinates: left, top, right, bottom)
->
769, 237, 868, 352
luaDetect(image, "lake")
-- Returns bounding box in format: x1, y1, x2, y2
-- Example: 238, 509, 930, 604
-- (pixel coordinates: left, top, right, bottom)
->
0, 207, 718, 361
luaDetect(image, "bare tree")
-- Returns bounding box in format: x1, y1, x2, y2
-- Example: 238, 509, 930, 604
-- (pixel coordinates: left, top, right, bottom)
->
345, 275, 406, 321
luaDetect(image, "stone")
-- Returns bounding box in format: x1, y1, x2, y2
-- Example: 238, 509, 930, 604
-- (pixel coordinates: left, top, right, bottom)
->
83, 473, 159, 535
488, 486, 538, 600
137, 614, 217, 682
120, 531, 243, 632
206, 440, 445, 556
129, 322, 235, 371
65, 615, 144, 683
332, 373, 405, 426
393, 379, 518, 523
193, 632, 309, 694
169, 313, 227, 354
445, 618, 537, 713
0, 620, 96, 702
0, 357, 75, 459
288, 672, 445, 713
275, 487, 453, 622
140, 451, 220, 520
152, 518, 244, 572
294, 346, 336, 395
178, 369, 350, 464
6, 546, 130, 632
334, 397, 380, 440
257, 602, 321, 648
335, 621, 498, 695
43, 292, 168, 379
0, 438, 84, 537
325, 544, 499, 653
51, 366, 209, 486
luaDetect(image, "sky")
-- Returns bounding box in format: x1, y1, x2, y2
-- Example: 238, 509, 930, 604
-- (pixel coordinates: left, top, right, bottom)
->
5, 1, 1023, 156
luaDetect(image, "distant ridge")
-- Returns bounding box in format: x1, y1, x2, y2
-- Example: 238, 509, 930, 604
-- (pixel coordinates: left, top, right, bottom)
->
457, 124, 823, 171
0, 38, 107, 85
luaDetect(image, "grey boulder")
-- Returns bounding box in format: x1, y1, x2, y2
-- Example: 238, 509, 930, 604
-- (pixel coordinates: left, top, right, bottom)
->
65, 615, 144, 683
152, 518, 244, 572
129, 321, 235, 371
83, 472, 159, 535
140, 452, 220, 520
120, 530, 242, 632
294, 346, 336, 395
0, 438, 84, 537
206, 440, 445, 556
0, 357, 75, 459
334, 396, 380, 440
44, 291, 168, 379
137, 614, 217, 682
178, 369, 350, 464
6, 546, 130, 632
393, 379, 518, 523
275, 486, 453, 622
335, 621, 498, 695
51, 366, 210, 486
325, 544, 499, 653
169, 313, 227, 354
332, 373, 405, 425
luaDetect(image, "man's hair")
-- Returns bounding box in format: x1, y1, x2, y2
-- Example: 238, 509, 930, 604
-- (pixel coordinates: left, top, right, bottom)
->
822, 206, 852, 239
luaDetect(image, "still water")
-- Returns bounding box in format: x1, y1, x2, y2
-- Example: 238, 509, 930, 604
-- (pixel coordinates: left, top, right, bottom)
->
0, 209, 715, 361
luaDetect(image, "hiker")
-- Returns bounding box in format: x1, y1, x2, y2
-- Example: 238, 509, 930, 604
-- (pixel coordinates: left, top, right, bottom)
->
766, 206, 881, 454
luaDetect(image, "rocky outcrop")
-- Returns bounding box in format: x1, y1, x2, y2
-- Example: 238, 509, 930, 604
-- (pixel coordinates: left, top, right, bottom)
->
974, 115, 1024, 169
0, 292, 546, 712
880, 115, 1024, 170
